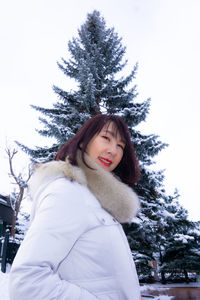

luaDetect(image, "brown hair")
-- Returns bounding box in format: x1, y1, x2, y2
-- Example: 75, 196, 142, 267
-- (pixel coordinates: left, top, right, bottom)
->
55, 114, 140, 186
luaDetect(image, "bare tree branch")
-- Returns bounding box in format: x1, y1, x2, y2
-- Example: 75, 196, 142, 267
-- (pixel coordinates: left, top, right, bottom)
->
5, 146, 31, 237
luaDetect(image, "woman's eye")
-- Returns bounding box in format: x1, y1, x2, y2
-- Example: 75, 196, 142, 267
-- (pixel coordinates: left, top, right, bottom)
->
102, 135, 109, 140
118, 144, 124, 150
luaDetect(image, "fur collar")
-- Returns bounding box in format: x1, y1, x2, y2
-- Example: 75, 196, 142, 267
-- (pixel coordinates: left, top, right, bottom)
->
29, 152, 140, 223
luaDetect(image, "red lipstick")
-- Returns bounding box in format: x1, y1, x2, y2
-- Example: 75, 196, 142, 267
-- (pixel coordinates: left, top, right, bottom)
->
98, 156, 112, 167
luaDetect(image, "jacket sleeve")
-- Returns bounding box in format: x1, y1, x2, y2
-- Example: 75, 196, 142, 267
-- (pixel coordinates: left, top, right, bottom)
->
9, 178, 98, 300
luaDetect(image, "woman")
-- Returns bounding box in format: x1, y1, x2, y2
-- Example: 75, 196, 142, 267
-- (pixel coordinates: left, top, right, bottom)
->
9, 114, 142, 300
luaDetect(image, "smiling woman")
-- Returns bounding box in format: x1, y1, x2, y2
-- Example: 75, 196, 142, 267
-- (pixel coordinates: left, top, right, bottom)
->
9, 114, 142, 300
86, 122, 125, 172
55, 114, 140, 187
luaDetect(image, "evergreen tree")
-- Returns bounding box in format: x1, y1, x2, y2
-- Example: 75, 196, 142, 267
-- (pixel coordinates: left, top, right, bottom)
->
18, 10, 165, 163
17, 10, 177, 279
129, 189, 200, 283
160, 192, 200, 282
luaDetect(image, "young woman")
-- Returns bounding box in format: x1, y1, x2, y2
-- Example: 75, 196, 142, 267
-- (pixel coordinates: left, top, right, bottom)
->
9, 114, 142, 300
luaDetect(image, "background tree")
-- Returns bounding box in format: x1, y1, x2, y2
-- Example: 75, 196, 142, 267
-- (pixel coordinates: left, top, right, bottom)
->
160, 192, 200, 282
6, 147, 31, 237
18, 10, 165, 164
16, 10, 199, 281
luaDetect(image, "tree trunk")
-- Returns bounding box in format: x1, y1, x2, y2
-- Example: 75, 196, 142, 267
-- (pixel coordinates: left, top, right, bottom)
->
10, 187, 24, 237
161, 270, 166, 284
184, 269, 189, 284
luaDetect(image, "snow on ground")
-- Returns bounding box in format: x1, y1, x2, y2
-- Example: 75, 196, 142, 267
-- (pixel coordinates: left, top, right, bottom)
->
141, 284, 174, 299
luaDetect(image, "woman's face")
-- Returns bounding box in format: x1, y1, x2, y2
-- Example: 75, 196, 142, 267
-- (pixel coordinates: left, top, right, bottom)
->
86, 122, 125, 172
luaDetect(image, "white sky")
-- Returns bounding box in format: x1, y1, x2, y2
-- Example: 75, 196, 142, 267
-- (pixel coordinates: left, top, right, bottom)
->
0, 0, 200, 221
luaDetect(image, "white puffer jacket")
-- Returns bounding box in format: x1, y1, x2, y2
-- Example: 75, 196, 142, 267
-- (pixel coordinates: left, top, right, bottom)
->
9, 154, 141, 300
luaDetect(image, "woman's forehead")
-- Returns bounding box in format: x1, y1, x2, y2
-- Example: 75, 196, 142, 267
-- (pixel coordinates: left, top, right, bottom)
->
101, 122, 126, 143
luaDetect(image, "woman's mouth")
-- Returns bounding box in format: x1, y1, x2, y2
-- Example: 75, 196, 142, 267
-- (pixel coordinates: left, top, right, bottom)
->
98, 156, 112, 167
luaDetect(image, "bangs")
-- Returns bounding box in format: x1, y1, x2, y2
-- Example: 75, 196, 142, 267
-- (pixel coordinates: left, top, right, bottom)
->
103, 120, 127, 145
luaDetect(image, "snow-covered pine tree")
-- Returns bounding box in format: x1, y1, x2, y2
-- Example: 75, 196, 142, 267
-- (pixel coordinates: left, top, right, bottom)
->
17, 10, 165, 163
159, 191, 200, 282
124, 175, 169, 282
17, 10, 170, 278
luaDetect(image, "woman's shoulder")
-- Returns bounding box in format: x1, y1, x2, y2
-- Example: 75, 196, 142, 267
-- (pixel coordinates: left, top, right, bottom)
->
29, 159, 87, 200
32, 176, 90, 207
46, 177, 101, 208
43, 176, 88, 199
30, 177, 95, 222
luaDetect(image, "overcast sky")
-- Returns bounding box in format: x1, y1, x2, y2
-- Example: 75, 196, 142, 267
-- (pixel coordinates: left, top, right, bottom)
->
0, 0, 200, 221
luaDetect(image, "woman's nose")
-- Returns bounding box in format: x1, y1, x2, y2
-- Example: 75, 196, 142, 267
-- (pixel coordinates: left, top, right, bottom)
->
108, 143, 118, 156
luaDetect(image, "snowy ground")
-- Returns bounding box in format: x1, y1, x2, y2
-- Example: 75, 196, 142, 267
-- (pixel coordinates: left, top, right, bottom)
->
0, 267, 174, 300
140, 284, 174, 299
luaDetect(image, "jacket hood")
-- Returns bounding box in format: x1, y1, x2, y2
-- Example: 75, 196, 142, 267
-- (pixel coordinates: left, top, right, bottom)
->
29, 152, 140, 223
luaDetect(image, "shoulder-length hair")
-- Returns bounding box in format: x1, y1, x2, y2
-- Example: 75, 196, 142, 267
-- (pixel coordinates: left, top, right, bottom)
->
55, 114, 140, 187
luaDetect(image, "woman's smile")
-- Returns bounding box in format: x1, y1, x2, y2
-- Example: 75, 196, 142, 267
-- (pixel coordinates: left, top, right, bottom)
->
98, 156, 113, 167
